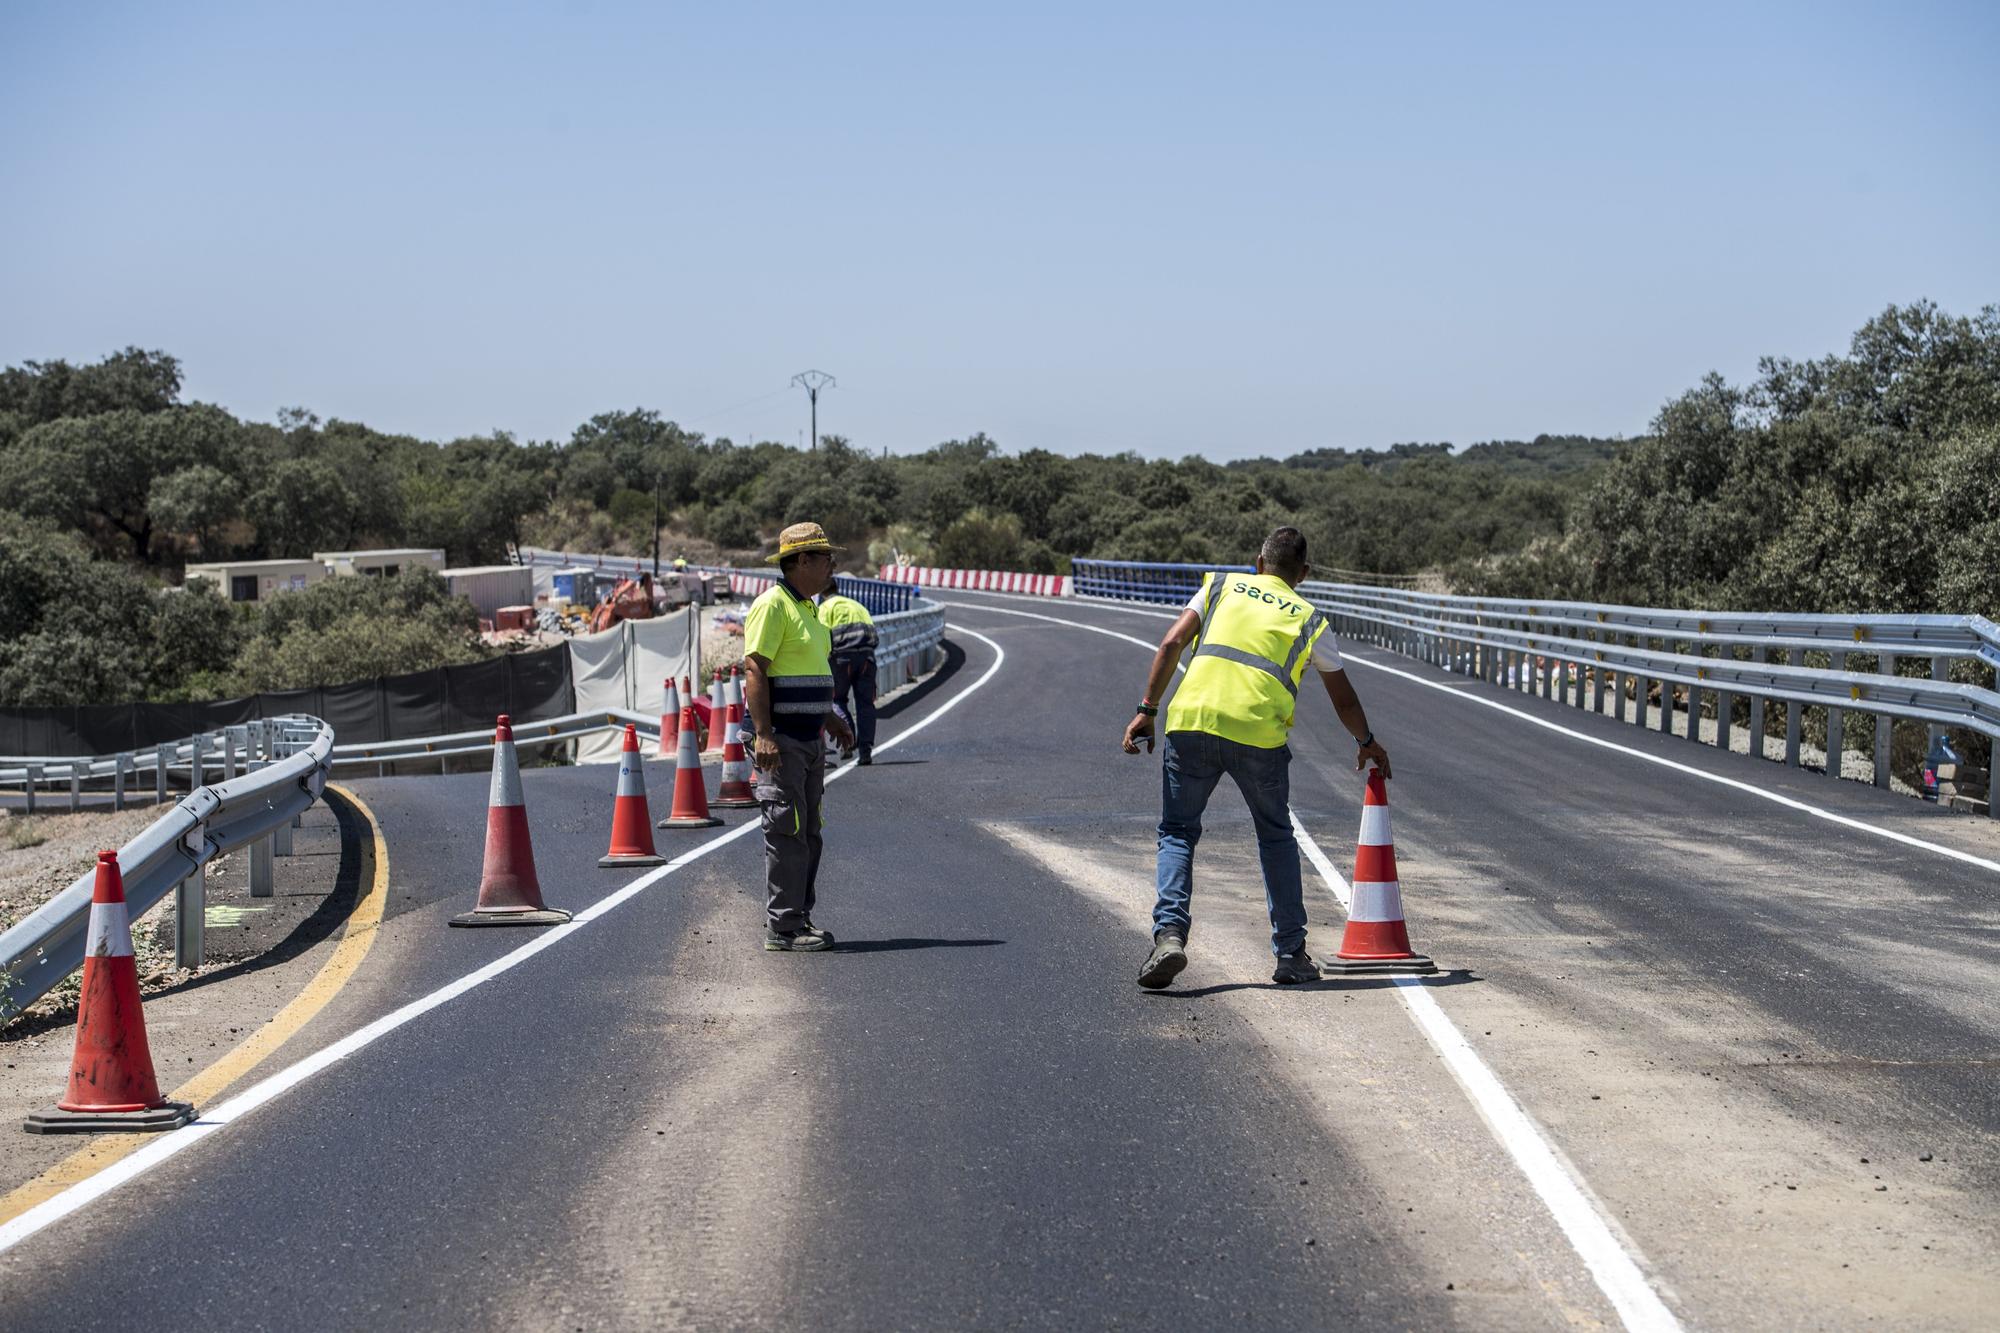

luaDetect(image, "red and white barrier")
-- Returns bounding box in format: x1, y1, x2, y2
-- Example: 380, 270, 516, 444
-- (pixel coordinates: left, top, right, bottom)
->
879, 565, 1071, 597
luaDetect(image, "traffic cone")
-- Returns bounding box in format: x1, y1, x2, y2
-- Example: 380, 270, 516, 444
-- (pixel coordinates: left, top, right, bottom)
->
714, 689, 757, 808
600, 725, 667, 866
682, 675, 708, 750
702, 669, 727, 756
451, 715, 572, 927
25, 851, 195, 1133
656, 678, 681, 759
659, 704, 723, 828
1323, 770, 1436, 975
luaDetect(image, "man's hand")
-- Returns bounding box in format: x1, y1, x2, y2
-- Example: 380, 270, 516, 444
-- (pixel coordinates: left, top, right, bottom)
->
826, 716, 855, 751
753, 733, 781, 771
1357, 737, 1392, 780
1122, 712, 1155, 755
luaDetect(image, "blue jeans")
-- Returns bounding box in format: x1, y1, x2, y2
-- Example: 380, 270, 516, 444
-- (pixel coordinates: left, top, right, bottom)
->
1153, 730, 1307, 956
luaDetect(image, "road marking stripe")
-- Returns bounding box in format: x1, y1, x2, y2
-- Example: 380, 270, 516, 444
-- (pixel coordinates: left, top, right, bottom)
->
956, 597, 1681, 1330
1335, 652, 2000, 876
1292, 815, 1682, 1332
0, 632, 1006, 1257
0, 783, 390, 1229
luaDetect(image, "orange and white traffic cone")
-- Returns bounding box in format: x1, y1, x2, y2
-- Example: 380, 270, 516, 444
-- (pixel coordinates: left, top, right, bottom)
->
681, 675, 708, 750
702, 670, 727, 757
1323, 770, 1436, 975
600, 724, 667, 866
25, 851, 195, 1132
713, 687, 757, 808
658, 704, 723, 828
451, 715, 572, 927
656, 678, 681, 759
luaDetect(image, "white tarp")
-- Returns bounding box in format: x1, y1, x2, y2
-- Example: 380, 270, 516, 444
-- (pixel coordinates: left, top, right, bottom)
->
568, 609, 700, 762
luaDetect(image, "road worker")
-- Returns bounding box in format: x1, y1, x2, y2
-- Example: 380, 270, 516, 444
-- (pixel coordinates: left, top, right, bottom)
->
673, 552, 688, 573
1121, 526, 1392, 988
743, 522, 856, 952
818, 587, 879, 765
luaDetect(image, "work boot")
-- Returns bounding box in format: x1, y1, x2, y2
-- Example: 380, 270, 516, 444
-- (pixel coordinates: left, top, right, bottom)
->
1272, 951, 1320, 985
1137, 932, 1187, 989
857, 746, 873, 766
765, 925, 834, 952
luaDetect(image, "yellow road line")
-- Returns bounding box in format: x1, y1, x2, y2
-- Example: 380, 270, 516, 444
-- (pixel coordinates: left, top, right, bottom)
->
0, 782, 389, 1226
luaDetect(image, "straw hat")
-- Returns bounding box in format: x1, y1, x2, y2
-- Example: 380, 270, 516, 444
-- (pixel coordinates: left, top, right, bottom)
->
766, 521, 844, 564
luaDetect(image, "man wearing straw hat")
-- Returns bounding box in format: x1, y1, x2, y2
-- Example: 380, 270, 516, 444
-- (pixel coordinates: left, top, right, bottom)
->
743, 522, 856, 952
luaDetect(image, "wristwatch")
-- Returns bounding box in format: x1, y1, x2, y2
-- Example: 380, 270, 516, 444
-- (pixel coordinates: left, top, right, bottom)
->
1356, 730, 1375, 748
1135, 701, 1159, 717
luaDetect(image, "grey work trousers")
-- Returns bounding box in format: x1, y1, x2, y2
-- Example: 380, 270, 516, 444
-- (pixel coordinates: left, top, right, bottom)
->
757, 732, 826, 931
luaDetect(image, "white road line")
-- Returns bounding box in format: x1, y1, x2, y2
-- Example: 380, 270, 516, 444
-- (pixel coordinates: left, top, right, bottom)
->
965, 597, 2000, 878
0, 629, 1009, 1257
956, 596, 1681, 1331
1334, 653, 2000, 876
1291, 816, 1682, 1332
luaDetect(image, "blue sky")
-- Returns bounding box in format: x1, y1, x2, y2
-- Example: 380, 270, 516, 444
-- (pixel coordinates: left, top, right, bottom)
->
3, 1, 1995, 459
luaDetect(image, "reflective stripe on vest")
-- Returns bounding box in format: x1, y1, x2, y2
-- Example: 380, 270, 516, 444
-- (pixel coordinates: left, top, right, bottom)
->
1165, 572, 1328, 748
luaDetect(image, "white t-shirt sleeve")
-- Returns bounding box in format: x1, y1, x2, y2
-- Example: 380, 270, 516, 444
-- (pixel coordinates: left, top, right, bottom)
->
1306, 627, 1343, 674
1184, 586, 1208, 618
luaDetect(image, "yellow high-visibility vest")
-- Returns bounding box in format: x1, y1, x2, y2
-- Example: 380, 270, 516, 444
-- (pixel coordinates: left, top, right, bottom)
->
1164, 572, 1329, 749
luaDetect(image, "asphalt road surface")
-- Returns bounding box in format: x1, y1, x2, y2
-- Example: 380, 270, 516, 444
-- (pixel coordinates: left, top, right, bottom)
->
3, 590, 1998, 1330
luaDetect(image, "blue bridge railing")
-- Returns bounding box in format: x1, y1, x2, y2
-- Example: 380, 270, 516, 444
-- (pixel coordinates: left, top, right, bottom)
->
1068, 559, 1252, 606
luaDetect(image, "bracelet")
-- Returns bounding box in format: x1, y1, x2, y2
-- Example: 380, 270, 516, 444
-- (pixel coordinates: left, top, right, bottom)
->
1135, 702, 1159, 717
1356, 730, 1374, 748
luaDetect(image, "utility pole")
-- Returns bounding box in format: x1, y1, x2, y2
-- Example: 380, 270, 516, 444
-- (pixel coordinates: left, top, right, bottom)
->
651, 473, 661, 579
791, 370, 836, 451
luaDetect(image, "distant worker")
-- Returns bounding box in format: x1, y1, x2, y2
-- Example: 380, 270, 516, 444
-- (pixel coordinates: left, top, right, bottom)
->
743, 522, 855, 952
1121, 526, 1391, 989
818, 586, 879, 765
673, 552, 688, 573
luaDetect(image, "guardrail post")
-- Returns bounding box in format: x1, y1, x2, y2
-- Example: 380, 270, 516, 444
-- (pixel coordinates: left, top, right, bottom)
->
1873, 712, 1891, 789
24, 763, 40, 815
1785, 649, 1803, 768
250, 831, 275, 897
156, 743, 171, 803
176, 825, 205, 969
1714, 681, 1733, 753
114, 752, 130, 810
1929, 656, 1948, 752
1826, 650, 1847, 782
68, 764, 82, 813
223, 727, 241, 780
190, 734, 207, 789
1748, 655, 1766, 759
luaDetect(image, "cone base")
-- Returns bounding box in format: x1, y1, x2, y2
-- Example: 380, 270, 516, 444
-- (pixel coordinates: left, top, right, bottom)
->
710, 794, 757, 808
26, 1101, 195, 1135
450, 907, 573, 927
658, 815, 724, 828
598, 852, 667, 867
1322, 952, 1437, 976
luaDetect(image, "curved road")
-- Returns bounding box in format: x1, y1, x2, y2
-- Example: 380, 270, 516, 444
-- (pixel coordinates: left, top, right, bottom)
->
3, 591, 1998, 1329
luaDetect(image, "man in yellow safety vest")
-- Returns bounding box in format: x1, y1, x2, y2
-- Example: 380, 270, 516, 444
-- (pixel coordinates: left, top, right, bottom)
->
744, 522, 856, 952
1121, 526, 1391, 988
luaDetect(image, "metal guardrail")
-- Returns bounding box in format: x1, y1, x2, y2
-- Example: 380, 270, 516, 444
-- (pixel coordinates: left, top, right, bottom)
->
1071, 558, 1253, 605
1069, 559, 1998, 816
2, 721, 294, 815
1, 717, 335, 1021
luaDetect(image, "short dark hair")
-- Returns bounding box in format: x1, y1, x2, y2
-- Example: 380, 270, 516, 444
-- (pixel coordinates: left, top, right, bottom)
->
1260, 526, 1309, 581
